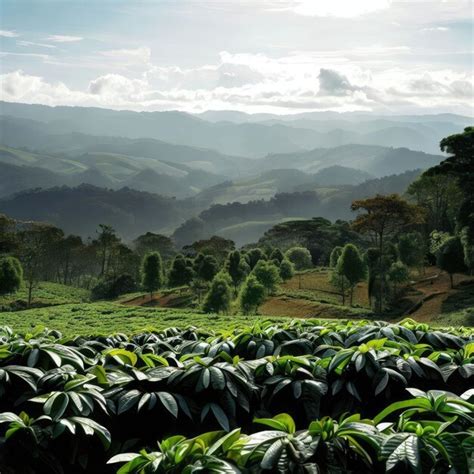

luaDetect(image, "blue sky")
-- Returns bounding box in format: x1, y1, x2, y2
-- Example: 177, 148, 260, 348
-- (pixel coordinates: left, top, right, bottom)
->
1, 0, 473, 114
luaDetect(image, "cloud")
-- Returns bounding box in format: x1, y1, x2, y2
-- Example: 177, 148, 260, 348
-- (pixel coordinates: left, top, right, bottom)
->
99, 47, 151, 64
17, 40, 57, 49
318, 68, 357, 96
46, 35, 83, 43
422, 26, 449, 32
1, 49, 472, 115
0, 30, 19, 38
266, 0, 392, 17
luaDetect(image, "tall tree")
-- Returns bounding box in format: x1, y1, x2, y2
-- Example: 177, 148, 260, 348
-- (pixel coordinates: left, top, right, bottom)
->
251, 260, 281, 295
202, 272, 232, 314
141, 252, 164, 299
196, 254, 219, 282
329, 246, 343, 267
351, 194, 424, 311
336, 244, 367, 306
133, 233, 175, 261
168, 254, 194, 287
240, 275, 265, 314
17, 223, 63, 307
95, 224, 120, 277
436, 236, 466, 288
226, 250, 248, 294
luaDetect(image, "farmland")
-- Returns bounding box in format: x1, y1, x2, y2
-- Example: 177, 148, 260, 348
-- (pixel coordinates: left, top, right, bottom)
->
0, 319, 472, 473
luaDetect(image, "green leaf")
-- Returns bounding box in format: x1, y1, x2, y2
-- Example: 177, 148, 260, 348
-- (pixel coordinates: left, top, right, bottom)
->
156, 392, 178, 418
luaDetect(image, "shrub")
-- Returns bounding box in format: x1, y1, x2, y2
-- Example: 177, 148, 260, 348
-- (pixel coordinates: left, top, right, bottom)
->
0, 256, 23, 295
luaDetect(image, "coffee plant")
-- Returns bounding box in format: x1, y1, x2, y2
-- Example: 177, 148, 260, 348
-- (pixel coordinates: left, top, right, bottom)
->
0, 319, 472, 472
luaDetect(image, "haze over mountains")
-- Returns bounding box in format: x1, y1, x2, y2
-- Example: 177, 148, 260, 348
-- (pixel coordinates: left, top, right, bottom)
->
0, 101, 471, 244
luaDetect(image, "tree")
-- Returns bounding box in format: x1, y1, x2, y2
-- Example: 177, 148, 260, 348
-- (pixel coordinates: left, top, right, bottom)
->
436, 237, 466, 288
245, 248, 266, 269
329, 270, 349, 305
141, 252, 164, 298
460, 227, 474, 275
270, 248, 285, 264
0, 256, 22, 295
240, 275, 265, 314
185, 236, 235, 262
407, 174, 461, 234
17, 223, 63, 307
329, 246, 343, 267
95, 225, 120, 276
279, 259, 294, 281
196, 254, 219, 282
397, 232, 425, 272
251, 260, 281, 295
285, 247, 312, 271
351, 194, 425, 311
168, 255, 194, 287
429, 127, 474, 234
133, 233, 175, 260
226, 251, 248, 293
388, 261, 410, 298
336, 244, 367, 306
202, 272, 232, 314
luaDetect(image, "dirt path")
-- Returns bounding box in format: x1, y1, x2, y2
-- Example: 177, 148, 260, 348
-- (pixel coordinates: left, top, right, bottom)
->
405, 268, 473, 322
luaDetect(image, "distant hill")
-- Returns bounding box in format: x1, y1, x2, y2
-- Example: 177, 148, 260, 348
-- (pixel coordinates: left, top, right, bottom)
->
0, 185, 199, 240
261, 144, 443, 177
2, 102, 470, 156
312, 166, 373, 185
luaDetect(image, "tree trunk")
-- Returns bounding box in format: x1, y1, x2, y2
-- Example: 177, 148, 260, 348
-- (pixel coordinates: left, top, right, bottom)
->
449, 273, 454, 289
28, 282, 33, 308
341, 278, 345, 305
350, 286, 354, 306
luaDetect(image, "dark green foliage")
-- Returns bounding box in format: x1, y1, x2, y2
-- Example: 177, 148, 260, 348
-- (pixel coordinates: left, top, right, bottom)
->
336, 244, 367, 306
0, 320, 471, 473
269, 248, 284, 263
251, 260, 281, 294
388, 261, 410, 297
168, 254, 194, 287
240, 275, 266, 314
226, 250, 248, 291
245, 248, 266, 269
285, 246, 312, 270
133, 232, 175, 260
141, 252, 164, 297
437, 236, 467, 288
196, 254, 219, 282
329, 246, 343, 267
202, 272, 232, 313
279, 259, 294, 281
398, 232, 425, 268
0, 257, 23, 295
91, 273, 137, 300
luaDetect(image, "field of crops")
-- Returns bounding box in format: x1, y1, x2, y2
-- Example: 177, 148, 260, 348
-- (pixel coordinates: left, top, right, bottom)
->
0, 318, 472, 473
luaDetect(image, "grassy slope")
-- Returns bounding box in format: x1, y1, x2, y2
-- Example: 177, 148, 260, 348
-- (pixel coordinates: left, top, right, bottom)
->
0, 282, 90, 311
0, 303, 294, 336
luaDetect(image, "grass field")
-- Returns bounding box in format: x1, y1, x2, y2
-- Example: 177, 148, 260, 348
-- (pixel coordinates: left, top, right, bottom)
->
0, 302, 298, 336
0, 282, 90, 311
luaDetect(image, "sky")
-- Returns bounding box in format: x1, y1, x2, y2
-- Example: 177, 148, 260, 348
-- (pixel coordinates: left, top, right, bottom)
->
0, 0, 473, 115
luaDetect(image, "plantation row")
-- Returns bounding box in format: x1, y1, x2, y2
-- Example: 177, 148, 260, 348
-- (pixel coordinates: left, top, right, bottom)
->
0, 320, 472, 472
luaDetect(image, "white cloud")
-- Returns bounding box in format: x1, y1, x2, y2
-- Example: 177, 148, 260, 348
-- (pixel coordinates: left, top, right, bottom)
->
0, 30, 19, 38
17, 40, 57, 49
267, 0, 391, 17
1, 49, 472, 115
422, 26, 449, 32
99, 47, 151, 64
46, 35, 83, 43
